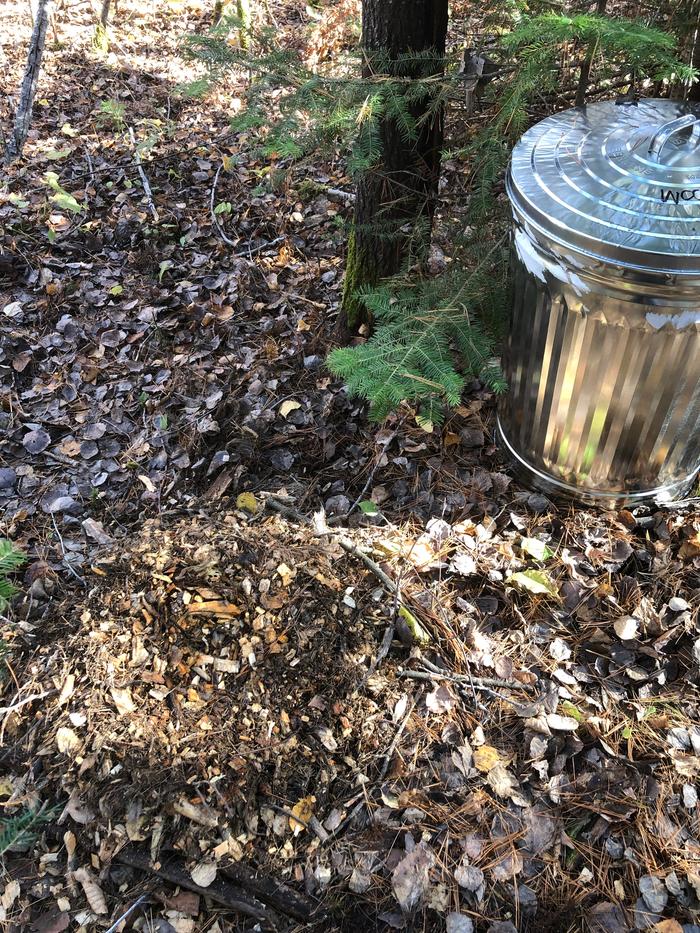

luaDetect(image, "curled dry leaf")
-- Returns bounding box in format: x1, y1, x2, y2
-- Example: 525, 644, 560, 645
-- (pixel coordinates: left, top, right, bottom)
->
473, 745, 501, 773
190, 861, 217, 888
289, 795, 315, 835
110, 686, 136, 716
55, 727, 81, 755
614, 616, 639, 641
391, 841, 435, 913
545, 714, 579, 732
73, 867, 108, 915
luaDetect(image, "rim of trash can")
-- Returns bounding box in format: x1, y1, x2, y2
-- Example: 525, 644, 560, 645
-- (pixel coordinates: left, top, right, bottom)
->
507, 98, 700, 275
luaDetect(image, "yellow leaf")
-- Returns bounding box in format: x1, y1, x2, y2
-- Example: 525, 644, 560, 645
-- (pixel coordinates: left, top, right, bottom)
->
473, 745, 501, 773
654, 922, 683, 933
279, 400, 302, 418
398, 605, 430, 644
236, 492, 258, 514
289, 795, 315, 835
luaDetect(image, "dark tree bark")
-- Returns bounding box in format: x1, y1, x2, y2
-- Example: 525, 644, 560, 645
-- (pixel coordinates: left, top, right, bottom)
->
99, 0, 111, 29
575, 0, 607, 108
687, 2, 700, 100
338, 0, 449, 341
5, 0, 52, 163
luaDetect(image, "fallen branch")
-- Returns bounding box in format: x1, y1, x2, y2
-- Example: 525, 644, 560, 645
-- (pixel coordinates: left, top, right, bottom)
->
378, 699, 415, 782
127, 127, 159, 223
218, 861, 316, 922
116, 848, 278, 930
116, 844, 317, 930
400, 668, 533, 692
210, 162, 237, 248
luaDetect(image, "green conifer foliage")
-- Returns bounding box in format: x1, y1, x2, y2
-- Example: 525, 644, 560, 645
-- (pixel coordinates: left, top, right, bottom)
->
184, 9, 693, 424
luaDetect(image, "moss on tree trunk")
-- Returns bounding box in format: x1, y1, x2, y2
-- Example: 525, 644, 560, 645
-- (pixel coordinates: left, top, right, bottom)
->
337, 0, 449, 341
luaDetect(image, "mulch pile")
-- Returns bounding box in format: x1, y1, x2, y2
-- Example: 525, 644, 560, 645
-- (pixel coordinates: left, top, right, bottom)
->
3, 489, 700, 932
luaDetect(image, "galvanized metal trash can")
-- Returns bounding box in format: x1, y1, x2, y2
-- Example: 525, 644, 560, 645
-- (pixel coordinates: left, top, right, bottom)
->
497, 99, 700, 507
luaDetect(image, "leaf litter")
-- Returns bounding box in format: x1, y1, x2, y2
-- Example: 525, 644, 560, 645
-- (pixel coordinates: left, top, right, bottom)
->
2, 0, 700, 930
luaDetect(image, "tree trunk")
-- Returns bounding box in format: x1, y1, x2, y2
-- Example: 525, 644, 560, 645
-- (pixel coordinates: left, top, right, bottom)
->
687, 2, 700, 100
338, 0, 449, 341
575, 0, 607, 108
99, 0, 111, 28
5, 0, 52, 163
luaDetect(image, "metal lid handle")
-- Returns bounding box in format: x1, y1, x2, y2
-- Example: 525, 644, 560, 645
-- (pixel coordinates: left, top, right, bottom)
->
649, 113, 700, 160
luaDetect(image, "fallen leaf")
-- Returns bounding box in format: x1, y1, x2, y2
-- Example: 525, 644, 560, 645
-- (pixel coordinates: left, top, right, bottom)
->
289, 795, 315, 835
110, 686, 136, 716
639, 875, 667, 913
614, 616, 639, 640
56, 727, 81, 755
520, 537, 553, 561
426, 684, 455, 714
190, 861, 217, 888
391, 841, 435, 912
546, 714, 579, 732
509, 569, 559, 598
236, 492, 258, 514
447, 913, 475, 933
279, 400, 302, 418
473, 745, 501, 773
23, 429, 51, 453
653, 922, 683, 933
73, 867, 108, 915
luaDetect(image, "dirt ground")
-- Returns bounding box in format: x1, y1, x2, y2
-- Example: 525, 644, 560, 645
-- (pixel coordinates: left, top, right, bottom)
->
2, 1, 700, 932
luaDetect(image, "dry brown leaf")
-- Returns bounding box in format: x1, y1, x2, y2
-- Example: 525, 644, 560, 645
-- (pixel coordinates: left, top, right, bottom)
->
473, 745, 501, 773
652, 919, 682, 932
190, 861, 217, 888
56, 727, 81, 755
185, 599, 241, 618
110, 686, 136, 716
73, 867, 108, 915
289, 795, 315, 835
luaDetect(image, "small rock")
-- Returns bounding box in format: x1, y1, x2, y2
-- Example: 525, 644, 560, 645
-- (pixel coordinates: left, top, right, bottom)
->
668, 597, 690, 612
487, 923, 518, 933
683, 784, 698, 809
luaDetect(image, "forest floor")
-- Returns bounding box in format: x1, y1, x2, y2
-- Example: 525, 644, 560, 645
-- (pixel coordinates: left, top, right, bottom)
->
2, 2, 700, 932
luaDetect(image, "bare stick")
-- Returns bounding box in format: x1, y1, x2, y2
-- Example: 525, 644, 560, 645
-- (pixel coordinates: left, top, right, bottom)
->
210, 162, 237, 248
5, 0, 52, 162
378, 700, 415, 781
115, 848, 276, 929
127, 127, 159, 222
103, 894, 150, 933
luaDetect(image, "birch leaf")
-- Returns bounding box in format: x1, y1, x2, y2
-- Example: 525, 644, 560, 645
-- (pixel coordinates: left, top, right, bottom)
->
509, 570, 559, 598
520, 537, 553, 561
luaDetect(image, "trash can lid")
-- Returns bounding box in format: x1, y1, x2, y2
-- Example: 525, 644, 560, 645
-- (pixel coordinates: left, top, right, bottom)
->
507, 98, 700, 274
